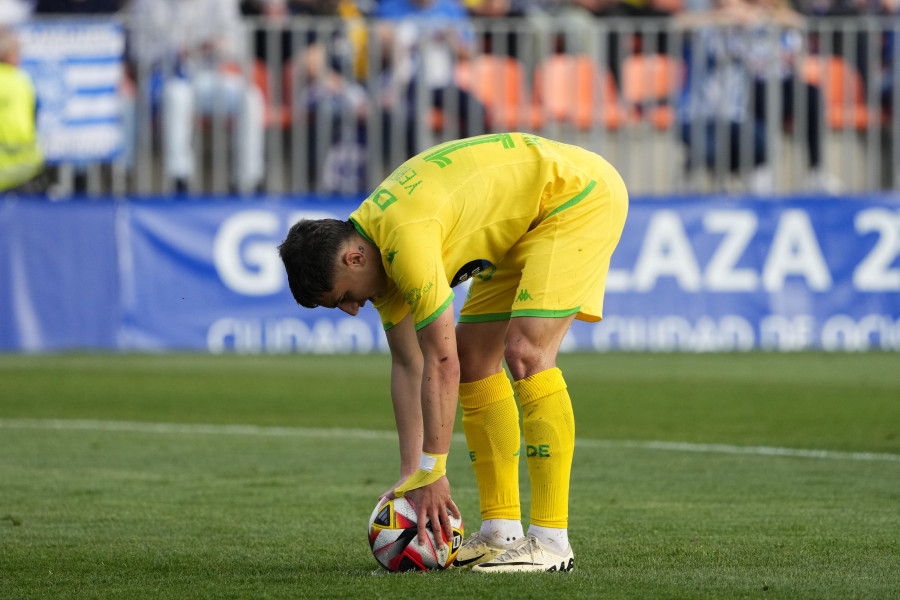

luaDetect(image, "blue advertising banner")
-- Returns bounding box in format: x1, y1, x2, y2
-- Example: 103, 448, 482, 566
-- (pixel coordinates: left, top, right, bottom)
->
18, 19, 125, 164
1, 194, 899, 353
598, 197, 900, 351
0, 198, 119, 351
117, 199, 350, 353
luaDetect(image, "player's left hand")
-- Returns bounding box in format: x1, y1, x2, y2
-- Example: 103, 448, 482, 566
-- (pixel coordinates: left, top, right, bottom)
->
404, 476, 460, 549
380, 473, 414, 501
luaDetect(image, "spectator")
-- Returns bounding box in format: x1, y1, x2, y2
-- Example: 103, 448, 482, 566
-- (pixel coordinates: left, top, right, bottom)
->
240, 0, 297, 64
797, 0, 899, 114
553, 0, 683, 85
279, 0, 372, 80
676, 0, 839, 193
261, 0, 372, 191
128, 0, 265, 194
793, 0, 871, 89
375, 0, 486, 159
0, 26, 44, 193
293, 40, 369, 192
463, 0, 529, 58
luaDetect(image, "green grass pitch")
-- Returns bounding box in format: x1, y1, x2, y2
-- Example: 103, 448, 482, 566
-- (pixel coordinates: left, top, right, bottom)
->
1, 352, 898, 599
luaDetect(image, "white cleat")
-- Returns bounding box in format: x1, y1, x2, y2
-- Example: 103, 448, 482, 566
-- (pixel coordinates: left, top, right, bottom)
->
471, 534, 575, 573
452, 531, 515, 568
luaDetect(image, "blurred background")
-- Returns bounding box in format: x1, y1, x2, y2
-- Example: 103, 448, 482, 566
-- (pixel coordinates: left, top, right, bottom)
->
1, 0, 898, 354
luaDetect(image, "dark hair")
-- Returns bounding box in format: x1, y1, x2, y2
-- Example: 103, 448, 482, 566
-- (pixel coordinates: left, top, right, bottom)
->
278, 219, 357, 308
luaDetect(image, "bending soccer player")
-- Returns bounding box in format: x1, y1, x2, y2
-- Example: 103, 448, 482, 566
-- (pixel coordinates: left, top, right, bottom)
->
279, 133, 628, 573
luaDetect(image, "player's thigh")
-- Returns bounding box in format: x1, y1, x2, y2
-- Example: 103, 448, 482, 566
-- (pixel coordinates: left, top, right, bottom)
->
513, 183, 627, 321
457, 320, 508, 383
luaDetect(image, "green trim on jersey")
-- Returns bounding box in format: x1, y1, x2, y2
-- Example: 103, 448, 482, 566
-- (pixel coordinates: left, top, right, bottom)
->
383, 322, 394, 331
510, 307, 582, 319
423, 133, 516, 168
544, 180, 597, 221
458, 312, 512, 323
348, 217, 377, 247
415, 293, 455, 331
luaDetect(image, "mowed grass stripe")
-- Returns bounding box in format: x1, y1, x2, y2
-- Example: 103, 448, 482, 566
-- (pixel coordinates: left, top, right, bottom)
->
3, 417, 898, 463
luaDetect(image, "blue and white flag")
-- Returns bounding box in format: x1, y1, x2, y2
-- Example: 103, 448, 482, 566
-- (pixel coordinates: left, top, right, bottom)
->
18, 19, 125, 164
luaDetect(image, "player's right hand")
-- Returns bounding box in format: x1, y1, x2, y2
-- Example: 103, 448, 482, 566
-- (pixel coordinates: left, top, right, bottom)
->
404, 476, 460, 549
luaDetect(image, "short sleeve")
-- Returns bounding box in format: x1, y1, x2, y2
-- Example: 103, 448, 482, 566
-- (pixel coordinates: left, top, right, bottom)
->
384, 223, 454, 331
373, 284, 409, 331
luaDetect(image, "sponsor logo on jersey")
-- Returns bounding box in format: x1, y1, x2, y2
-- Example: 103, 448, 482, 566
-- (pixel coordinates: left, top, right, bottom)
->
451, 259, 496, 287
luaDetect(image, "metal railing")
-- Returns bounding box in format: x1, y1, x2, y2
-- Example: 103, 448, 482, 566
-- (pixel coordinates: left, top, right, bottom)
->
43, 15, 900, 197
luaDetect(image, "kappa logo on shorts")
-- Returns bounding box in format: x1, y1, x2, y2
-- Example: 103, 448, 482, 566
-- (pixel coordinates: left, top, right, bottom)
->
516, 289, 534, 302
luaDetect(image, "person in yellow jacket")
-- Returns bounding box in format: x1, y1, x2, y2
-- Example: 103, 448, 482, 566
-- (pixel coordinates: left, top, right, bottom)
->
279, 133, 628, 572
0, 27, 43, 192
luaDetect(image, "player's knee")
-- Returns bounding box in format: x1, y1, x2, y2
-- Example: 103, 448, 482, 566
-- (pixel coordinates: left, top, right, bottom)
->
504, 338, 543, 381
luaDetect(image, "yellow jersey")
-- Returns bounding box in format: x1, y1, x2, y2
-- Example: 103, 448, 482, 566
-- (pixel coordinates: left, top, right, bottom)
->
349, 133, 625, 330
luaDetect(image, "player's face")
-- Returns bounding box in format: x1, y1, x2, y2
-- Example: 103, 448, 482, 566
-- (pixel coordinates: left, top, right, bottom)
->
320, 253, 387, 316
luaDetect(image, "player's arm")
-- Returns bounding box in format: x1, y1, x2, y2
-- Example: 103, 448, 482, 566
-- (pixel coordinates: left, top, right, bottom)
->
416, 305, 460, 462
383, 313, 424, 497
404, 306, 462, 546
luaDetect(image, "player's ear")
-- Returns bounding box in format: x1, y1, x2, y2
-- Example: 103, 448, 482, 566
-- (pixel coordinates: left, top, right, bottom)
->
345, 246, 366, 267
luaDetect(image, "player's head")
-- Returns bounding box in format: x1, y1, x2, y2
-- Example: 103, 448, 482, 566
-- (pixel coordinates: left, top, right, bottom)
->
279, 219, 358, 309
0, 28, 20, 66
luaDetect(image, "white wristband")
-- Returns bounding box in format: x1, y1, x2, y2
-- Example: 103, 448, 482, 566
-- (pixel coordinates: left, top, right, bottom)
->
418, 452, 438, 473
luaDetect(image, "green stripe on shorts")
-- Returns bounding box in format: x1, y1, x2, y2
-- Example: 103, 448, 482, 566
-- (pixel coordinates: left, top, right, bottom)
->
510, 307, 581, 319
458, 312, 512, 323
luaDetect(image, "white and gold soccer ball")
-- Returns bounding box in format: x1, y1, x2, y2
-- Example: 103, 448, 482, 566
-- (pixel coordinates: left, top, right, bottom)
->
367, 496, 463, 572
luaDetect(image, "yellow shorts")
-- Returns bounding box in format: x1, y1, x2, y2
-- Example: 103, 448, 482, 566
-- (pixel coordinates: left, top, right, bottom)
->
459, 163, 628, 323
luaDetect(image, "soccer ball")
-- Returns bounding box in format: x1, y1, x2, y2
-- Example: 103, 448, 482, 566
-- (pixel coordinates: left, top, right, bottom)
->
367, 496, 464, 572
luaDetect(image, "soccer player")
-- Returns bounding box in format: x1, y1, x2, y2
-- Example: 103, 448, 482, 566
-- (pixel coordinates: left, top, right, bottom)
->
279, 133, 628, 573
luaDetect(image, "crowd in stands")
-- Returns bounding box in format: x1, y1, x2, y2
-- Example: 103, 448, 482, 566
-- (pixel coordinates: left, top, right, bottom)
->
1, 0, 898, 195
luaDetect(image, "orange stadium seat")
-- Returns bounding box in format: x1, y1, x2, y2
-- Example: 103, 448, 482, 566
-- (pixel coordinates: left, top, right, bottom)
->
454, 54, 541, 130
532, 54, 628, 130
621, 54, 683, 130
801, 55, 875, 130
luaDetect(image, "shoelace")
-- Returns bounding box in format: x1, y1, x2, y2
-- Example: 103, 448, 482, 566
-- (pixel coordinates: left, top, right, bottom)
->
496, 536, 539, 562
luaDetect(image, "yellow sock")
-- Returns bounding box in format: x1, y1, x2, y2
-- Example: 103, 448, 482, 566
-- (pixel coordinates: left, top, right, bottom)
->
515, 368, 574, 529
459, 371, 521, 522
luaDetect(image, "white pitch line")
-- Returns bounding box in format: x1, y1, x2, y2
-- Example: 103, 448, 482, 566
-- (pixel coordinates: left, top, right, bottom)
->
0, 418, 400, 441
1, 418, 898, 464
572, 438, 900, 463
